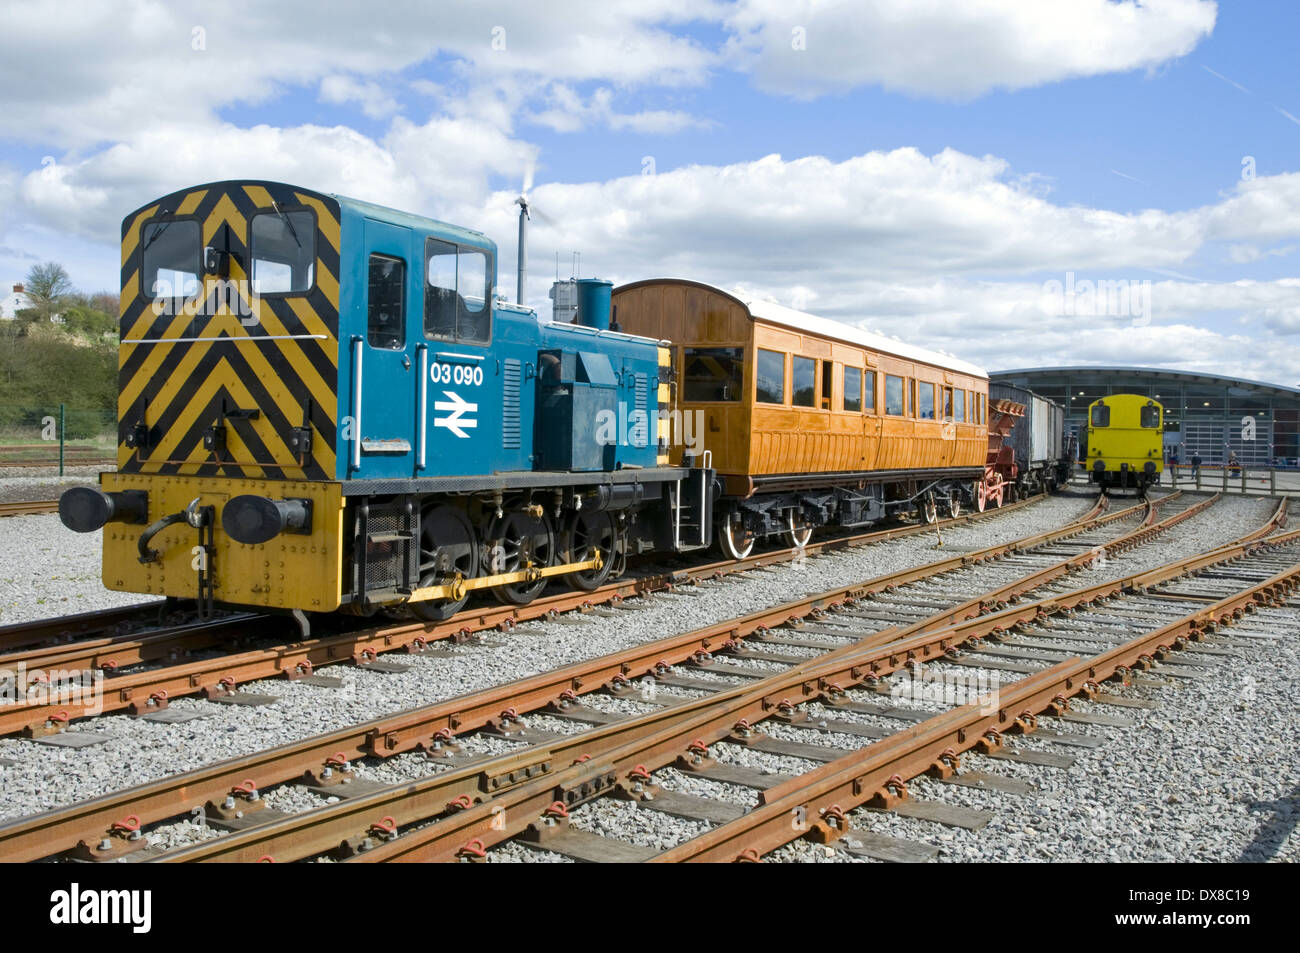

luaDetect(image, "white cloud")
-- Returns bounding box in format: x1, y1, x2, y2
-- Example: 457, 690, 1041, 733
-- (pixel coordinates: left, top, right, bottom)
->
319, 76, 402, 119
724, 0, 1218, 99
0, 0, 719, 148
528, 85, 709, 134
14, 116, 538, 243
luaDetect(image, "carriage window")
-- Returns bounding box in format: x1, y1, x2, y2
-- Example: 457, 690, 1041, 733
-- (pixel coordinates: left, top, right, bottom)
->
1140, 405, 1160, 428
1091, 404, 1110, 427
863, 371, 876, 412
367, 254, 405, 349
425, 238, 492, 345
885, 375, 905, 416
250, 210, 315, 294
954, 388, 965, 422
942, 387, 953, 421
792, 357, 817, 408
756, 349, 785, 404
918, 382, 935, 419
843, 366, 862, 412
142, 219, 201, 300
683, 347, 744, 401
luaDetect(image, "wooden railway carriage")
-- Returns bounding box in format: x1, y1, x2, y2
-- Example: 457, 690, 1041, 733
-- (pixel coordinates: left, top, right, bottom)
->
612, 279, 991, 557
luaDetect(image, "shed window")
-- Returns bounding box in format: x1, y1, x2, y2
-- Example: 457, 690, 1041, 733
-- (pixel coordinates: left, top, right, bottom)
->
1091, 404, 1111, 427
792, 356, 817, 408
367, 254, 406, 350
953, 389, 965, 422
683, 347, 744, 401
756, 349, 785, 404
250, 210, 315, 294
843, 366, 862, 412
885, 375, 905, 416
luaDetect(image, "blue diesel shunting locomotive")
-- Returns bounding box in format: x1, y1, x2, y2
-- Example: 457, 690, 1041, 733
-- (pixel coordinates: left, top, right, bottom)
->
59, 181, 714, 628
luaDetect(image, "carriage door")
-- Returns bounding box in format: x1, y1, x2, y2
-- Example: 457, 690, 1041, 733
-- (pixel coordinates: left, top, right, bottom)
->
351, 219, 416, 479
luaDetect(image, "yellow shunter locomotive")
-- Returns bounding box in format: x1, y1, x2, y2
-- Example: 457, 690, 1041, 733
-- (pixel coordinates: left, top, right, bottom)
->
1085, 394, 1164, 493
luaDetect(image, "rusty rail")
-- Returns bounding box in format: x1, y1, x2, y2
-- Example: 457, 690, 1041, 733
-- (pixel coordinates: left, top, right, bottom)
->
0, 499, 59, 518
0, 492, 1098, 737
144, 495, 1282, 863
0, 492, 1116, 860
345, 522, 1300, 863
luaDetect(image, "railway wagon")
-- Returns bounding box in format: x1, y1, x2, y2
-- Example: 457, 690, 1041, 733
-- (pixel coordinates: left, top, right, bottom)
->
58, 181, 713, 629
611, 279, 990, 557
988, 382, 1072, 497
1085, 394, 1164, 493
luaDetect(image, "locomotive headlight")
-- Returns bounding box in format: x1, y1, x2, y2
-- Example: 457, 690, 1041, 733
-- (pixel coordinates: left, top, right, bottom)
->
222, 495, 313, 544
59, 487, 148, 533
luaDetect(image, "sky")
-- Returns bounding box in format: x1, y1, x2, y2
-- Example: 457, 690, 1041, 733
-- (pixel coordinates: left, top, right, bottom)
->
2, 0, 1300, 384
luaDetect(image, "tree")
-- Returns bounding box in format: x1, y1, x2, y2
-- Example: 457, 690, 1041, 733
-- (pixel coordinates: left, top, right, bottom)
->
22, 261, 74, 324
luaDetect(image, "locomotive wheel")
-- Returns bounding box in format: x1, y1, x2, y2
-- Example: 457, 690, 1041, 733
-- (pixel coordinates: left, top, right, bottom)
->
485, 511, 556, 606
411, 505, 479, 622
784, 511, 814, 549
717, 511, 755, 560
563, 510, 617, 591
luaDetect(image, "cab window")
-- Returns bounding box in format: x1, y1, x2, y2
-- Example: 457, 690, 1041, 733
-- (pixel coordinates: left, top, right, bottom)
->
142, 219, 201, 300
424, 238, 492, 345
1140, 405, 1160, 428
885, 375, 905, 416
1091, 404, 1111, 427
367, 254, 405, 349
756, 349, 785, 404
250, 210, 315, 294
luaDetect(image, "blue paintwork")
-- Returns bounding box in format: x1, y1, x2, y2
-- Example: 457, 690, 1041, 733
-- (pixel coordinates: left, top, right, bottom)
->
332, 192, 661, 482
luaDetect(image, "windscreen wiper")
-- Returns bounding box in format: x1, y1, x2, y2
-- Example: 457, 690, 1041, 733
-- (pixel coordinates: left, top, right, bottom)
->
271, 201, 302, 249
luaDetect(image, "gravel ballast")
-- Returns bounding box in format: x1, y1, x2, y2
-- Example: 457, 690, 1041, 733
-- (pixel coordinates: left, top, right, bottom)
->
2, 488, 1295, 864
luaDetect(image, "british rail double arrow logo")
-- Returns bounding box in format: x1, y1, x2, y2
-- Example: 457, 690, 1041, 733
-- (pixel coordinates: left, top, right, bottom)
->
433, 390, 478, 439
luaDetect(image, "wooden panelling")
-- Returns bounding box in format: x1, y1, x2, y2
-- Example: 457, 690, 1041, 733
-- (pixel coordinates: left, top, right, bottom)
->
612, 279, 989, 482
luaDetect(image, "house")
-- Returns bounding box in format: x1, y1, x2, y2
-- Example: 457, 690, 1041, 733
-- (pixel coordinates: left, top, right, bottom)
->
0, 283, 31, 320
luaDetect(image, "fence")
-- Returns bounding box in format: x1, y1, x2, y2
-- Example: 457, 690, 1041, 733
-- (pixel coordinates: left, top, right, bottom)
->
1166, 463, 1293, 495
0, 405, 117, 474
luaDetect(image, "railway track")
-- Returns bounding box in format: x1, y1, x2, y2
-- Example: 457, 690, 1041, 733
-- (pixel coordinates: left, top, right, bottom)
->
0, 489, 1278, 862
294, 512, 1300, 864
0, 490, 1052, 658
0, 500, 58, 518
0, 491, 1067, 735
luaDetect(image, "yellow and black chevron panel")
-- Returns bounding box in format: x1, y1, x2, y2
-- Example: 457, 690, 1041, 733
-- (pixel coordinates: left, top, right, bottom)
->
118, 182, 341, 481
